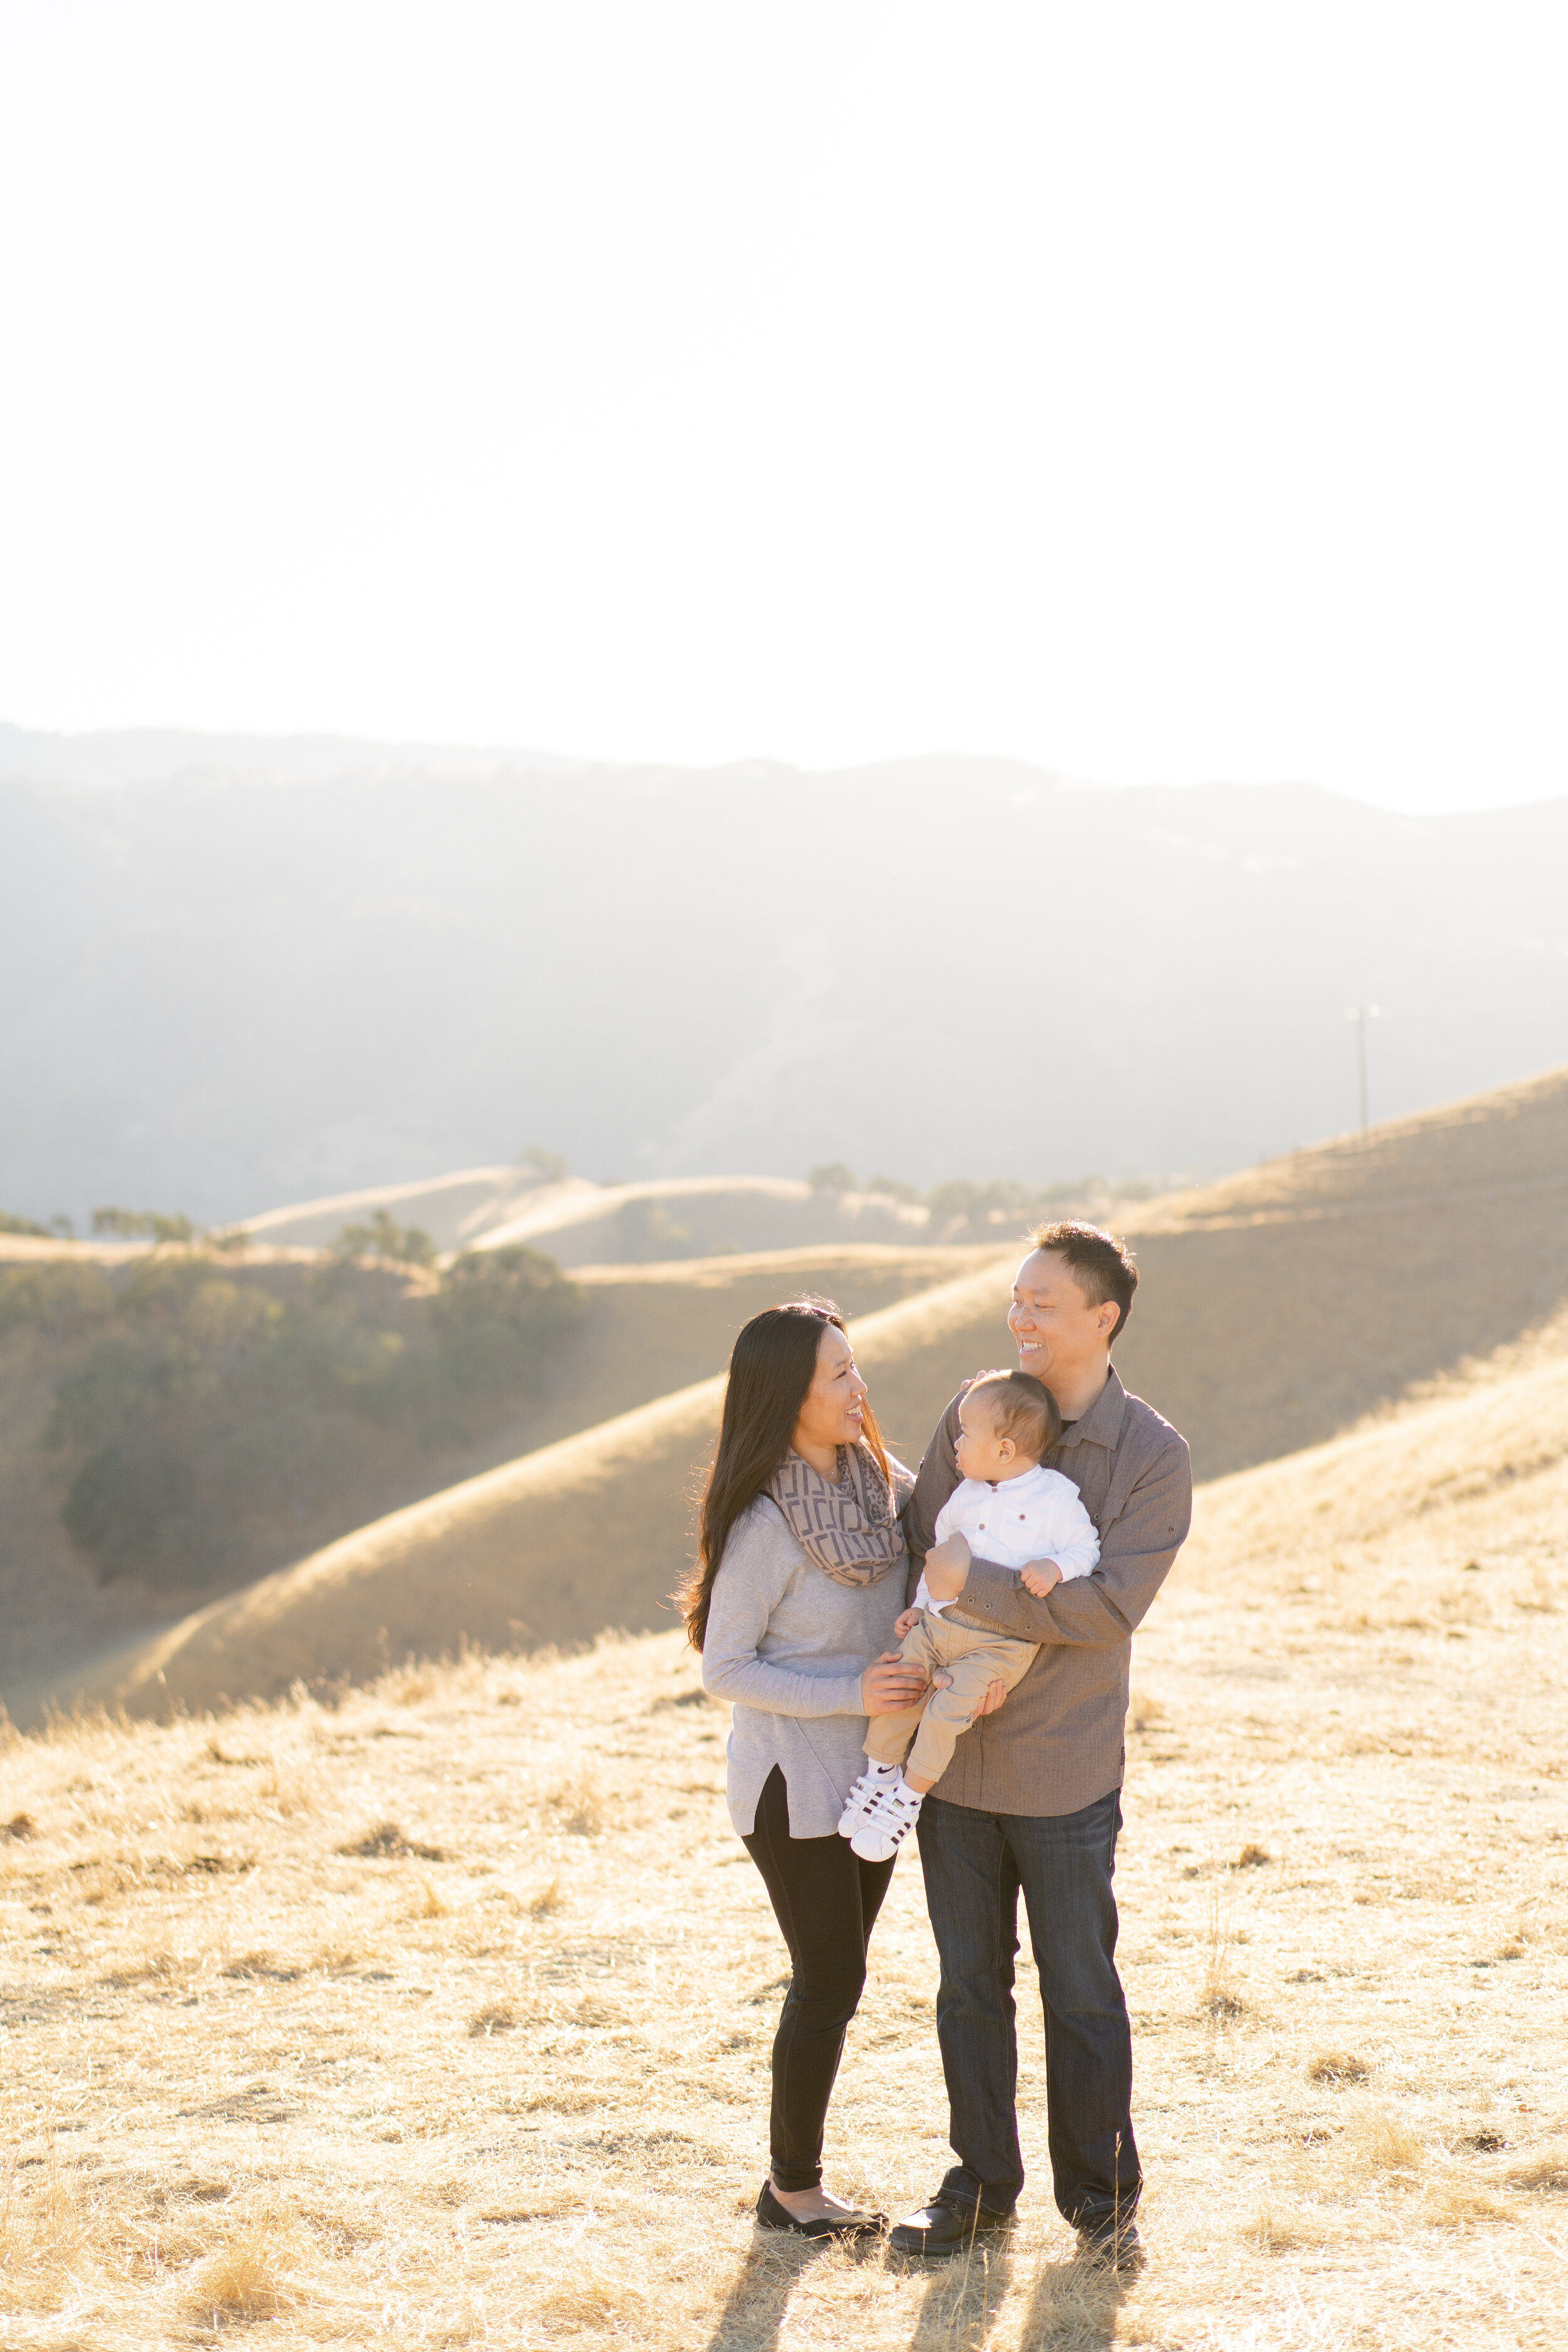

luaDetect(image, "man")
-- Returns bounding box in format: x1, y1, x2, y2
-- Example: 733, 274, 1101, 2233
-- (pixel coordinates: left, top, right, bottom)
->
889, 1221, 1191, 2270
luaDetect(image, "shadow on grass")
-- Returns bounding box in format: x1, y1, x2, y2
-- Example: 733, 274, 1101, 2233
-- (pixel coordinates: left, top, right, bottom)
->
906, 2238, 1013, 2348
1014, 2248, 1127, 2348
700, 2230, 833, 2352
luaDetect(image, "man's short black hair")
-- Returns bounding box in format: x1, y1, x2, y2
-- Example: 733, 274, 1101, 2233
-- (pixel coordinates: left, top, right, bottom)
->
1029, 1221, 1138, 1345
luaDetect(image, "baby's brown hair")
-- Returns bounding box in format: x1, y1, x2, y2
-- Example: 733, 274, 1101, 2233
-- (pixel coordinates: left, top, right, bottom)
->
967, 1369, 1062, 1461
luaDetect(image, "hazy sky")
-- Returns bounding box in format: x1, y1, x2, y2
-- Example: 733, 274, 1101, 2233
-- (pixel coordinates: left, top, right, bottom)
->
2, 3, 1564, 813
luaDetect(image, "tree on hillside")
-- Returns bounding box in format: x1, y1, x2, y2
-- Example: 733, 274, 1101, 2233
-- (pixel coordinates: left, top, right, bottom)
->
866, 1173, 921, 1202
514, 1146, 569, 1185
91, 1207, 200, 1245
331, 1210, 437, 1270
1, 1209, 51, 1237
31, 1244, 581, 1589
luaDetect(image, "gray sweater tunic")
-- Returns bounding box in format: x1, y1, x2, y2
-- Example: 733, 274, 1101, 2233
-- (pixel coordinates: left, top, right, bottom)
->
701, 1492, 909, 1839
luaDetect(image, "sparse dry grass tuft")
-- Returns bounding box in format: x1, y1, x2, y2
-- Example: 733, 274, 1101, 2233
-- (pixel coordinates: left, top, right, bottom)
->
1245, 2200, 1326, 2254
1507, 2144, 1568, 2192
468, 2001, 517, 2037
183, 2216, 297, 2323
1198, 1876, 1248, 2016
1422, 2173, 1517, 2228
549, 1771, 604, 1835
1352, 2106, 1429, 2178
336, 1817, 448, 1861
1309, 2050, 1372, 2085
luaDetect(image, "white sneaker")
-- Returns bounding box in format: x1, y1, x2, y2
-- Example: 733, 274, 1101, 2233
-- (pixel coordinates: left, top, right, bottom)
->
849, 1779, 923, 1862
837, 1762, 899, 1839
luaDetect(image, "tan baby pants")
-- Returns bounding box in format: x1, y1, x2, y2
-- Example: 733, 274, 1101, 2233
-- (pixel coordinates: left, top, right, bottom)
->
864, 1609, 1039, 1788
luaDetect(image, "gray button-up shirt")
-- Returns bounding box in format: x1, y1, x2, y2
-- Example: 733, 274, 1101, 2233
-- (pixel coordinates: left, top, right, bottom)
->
901, 1367, 1192, 1817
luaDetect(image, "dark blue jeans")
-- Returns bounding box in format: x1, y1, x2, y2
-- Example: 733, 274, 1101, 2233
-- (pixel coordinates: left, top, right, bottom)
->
916, 1787, 1140, 2231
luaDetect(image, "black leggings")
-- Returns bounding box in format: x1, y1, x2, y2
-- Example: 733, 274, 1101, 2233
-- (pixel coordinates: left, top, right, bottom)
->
741, 1765, 896, 2191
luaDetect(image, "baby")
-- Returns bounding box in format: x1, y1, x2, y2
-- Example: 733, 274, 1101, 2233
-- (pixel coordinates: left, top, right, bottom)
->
839, 1369, 1099, 1862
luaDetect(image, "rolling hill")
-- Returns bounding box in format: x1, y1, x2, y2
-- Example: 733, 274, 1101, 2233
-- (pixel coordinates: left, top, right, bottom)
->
45, 1063, 1568, 1722
232, 1168, 935, 1264
0, 1242, 995, 1702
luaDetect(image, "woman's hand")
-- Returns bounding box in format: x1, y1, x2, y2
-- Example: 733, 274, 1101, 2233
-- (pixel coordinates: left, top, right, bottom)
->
861, 1651, 930, 1717
893, 1606, 921, 1640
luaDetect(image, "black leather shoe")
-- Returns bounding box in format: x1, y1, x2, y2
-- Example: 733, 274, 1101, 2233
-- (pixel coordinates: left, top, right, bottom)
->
1074, 2218, 1144, 2273
756, 2181, 886, 2239
887, 2195, 1014, 2259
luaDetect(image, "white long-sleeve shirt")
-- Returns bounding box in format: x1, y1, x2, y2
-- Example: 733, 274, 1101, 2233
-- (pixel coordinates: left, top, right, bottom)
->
916, 1461, 1099, 1618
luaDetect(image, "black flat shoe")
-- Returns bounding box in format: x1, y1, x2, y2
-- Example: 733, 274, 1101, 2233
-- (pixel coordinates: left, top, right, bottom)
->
756, 2181, 886, 2238
887, 2195, 1015, 2259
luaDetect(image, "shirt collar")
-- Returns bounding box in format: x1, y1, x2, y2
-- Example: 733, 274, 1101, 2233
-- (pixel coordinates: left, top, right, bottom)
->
1057, 1365, 1127, 1452
983, 1460, 1054, 1494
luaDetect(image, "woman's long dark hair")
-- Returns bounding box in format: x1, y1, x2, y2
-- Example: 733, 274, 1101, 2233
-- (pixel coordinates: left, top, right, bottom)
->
677, 1296, 890, 1652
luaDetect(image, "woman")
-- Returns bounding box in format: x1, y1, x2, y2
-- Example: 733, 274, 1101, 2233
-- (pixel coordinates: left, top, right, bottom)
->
681, 1297, 930, 2239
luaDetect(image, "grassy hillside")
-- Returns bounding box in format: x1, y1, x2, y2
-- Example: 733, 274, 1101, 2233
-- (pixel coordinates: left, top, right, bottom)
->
1110, 1060, 1568, 1474
51, 1064, 1568, 1722
231, 1167, 1157, 1268
230, 1165, 572, 1254
0, 1245, 991, 1702
238, 1171, 941, 1266
40, 1255, 1027, 1718
2, 1335, 1564, 2348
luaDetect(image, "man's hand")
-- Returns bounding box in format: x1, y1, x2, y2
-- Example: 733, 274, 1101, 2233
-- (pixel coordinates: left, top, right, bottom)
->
922, 1532, 972, 1600
930, 1670, 1007, 1715
861, 1651, 930, 1717
1019, 1558, 1063, 1598
893, 1605, 921, 1639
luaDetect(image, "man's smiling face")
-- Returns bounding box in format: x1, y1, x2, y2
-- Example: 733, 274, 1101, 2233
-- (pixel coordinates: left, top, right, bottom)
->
1007, 1248, 1118, 1384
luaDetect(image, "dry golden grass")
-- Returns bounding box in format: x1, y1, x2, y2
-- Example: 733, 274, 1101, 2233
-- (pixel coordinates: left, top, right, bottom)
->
3, 1332, 1566, 2348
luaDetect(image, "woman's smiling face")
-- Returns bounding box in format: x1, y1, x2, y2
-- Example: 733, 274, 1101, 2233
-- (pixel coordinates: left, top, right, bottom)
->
791, 1323, 869, 1467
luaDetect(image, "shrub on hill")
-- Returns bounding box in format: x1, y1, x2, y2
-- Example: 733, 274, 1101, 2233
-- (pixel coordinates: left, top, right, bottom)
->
0, 1244, 579, 1591
329, 1210, 438, 1269
862, 1169, 1165, 1237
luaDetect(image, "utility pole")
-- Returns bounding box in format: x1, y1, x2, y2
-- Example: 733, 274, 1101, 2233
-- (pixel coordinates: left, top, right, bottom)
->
1346, 1005, 1380, 1141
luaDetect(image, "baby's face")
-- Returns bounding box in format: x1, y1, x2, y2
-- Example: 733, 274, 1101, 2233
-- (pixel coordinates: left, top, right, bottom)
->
956, 1392, 1029, 1483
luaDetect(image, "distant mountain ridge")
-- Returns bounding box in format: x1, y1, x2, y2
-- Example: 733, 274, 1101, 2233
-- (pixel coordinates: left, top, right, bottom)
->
0, 721, 582, 790
2, 731, 1565, 1222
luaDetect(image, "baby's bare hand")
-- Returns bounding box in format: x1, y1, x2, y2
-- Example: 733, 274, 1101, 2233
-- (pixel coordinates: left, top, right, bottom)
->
1019, 1559, 1063, 1597
894, 1606, 921, 1639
